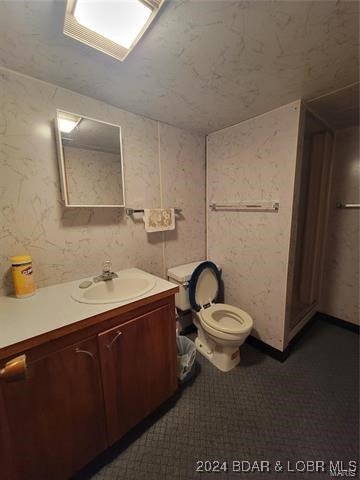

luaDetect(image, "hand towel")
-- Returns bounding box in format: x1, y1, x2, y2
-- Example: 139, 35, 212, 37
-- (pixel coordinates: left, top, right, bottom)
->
143, 208, 175, 232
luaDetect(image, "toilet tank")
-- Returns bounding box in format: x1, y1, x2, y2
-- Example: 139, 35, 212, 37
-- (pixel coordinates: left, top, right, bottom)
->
167, 261, 221, 311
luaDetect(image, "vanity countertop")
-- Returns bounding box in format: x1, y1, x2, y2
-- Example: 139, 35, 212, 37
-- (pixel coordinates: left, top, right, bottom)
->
0, 268, 178, 354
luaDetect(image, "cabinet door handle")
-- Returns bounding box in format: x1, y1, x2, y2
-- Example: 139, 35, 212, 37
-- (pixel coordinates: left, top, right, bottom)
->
75, 348, 94, 360
0, 354, 27, 382
107, 330, 123, 350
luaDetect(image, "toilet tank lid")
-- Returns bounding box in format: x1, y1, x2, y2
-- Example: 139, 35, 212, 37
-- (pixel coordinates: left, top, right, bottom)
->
167, 261, 221, 283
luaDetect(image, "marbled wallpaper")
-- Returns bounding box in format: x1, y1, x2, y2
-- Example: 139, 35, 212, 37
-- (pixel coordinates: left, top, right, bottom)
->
160, 123, 206, 273
320, 127, 360, 325
0, 67, 206, 295
63, 146, 124, 206
207, 101, 301, 350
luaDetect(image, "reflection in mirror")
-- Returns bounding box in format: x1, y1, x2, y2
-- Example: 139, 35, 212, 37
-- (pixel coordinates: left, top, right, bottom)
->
55, 110, 125, 207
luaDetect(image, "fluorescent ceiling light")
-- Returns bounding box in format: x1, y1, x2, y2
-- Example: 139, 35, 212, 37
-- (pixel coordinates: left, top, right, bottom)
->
59, 118, 78, 133
58, 113, 81, 133
64, 0, 165, 61
74, 0, 152, 49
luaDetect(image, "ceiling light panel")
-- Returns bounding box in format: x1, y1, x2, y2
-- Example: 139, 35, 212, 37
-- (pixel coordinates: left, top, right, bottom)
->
64, 0, 165, 61
58, 112, 82, 133
74, 0, 152, 49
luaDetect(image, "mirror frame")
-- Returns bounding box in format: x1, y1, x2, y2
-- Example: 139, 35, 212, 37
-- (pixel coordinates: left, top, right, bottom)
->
55, 109, 126, 207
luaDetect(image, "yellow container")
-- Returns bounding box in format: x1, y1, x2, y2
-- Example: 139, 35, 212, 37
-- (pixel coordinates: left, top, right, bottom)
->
11, 255, 36, 298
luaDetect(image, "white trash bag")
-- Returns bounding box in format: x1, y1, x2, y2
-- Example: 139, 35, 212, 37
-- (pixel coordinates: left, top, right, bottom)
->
176, 335, 196, 382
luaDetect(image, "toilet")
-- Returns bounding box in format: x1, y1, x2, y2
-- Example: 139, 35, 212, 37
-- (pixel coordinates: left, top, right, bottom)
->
168, 261, 253, 372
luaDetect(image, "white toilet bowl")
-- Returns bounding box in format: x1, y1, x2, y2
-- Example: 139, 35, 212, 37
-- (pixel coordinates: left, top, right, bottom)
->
176, 261, 253, 372
167, 260, 254, 372
193, 302, 253, 372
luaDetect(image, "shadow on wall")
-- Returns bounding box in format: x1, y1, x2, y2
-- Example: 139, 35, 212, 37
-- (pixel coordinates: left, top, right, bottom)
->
59, 202, 168, 246
2, 267, 13, 297
162, 212, 185, 243
321, 203, 342, 290
59, 204, 125, 228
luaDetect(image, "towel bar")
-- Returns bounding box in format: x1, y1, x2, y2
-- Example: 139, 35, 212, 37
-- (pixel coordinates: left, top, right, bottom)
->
126, 207, 182, 216
336, 203, 360, 209
209, 201, 279, 212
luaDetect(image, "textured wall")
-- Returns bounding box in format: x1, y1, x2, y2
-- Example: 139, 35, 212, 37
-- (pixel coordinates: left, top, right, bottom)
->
320, 127, 360, 325
0, 68, 206, 295
207, 101, 301, 350
160, 123, 206, 271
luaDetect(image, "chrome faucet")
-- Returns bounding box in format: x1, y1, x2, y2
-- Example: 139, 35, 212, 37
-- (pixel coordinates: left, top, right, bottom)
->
94, 260, 118, 283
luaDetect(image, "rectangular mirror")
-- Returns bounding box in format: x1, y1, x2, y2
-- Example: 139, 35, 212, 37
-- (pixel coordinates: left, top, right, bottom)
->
55, 110, 125, 207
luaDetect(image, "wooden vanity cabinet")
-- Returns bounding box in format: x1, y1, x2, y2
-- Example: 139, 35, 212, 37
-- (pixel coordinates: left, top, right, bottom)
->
0, 337, 107, 480
0, 293, 178, 480
98, 304, 178, 444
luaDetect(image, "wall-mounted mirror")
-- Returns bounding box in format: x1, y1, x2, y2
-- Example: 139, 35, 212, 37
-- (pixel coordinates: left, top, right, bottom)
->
55, 110, 125, 207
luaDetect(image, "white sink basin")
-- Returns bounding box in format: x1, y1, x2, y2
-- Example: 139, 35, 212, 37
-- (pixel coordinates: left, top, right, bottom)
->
72, 271, 156, 304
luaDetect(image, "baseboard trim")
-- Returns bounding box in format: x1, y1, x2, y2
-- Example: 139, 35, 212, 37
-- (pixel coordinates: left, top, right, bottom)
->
246, 312, 359, 362
246, 335, 288, 362
247, 314, 319, 362
317, 312, 359, 334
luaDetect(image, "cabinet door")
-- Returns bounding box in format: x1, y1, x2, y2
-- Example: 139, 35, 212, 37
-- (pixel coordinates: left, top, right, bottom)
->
98, 305, 177, 444
0, 338, 107, 480
0, 388, 15, 480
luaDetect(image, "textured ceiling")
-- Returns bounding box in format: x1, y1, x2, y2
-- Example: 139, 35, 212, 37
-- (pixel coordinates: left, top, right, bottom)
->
308, 84, 359, 130
0, 0, 359, 133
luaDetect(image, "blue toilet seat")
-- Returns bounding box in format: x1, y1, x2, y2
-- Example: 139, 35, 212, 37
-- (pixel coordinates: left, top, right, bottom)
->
188, 261, 221, 312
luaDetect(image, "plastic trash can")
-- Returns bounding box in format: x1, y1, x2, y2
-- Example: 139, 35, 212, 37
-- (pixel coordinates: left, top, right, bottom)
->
176, 335, 196, 383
